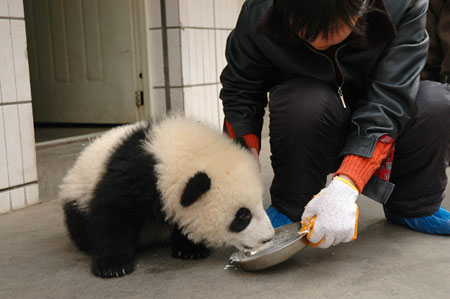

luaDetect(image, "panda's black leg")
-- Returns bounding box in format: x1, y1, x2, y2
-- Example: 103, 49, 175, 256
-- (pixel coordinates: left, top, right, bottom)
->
63, 201, 92, 252
89, 207, 141, 278
170, 227, 210, 259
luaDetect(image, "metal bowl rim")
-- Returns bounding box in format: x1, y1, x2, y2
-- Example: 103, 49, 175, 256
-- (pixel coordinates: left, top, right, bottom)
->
230, 223, 308, 264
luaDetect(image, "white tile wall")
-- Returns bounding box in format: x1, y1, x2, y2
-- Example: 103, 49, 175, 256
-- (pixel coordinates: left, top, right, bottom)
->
207, 84, 220, 128
186, 0, 198, 28
10, 186, 25, 210
183, 86, 192, 117
192, 29, 204, 84
7, 0, 24, 18
151, 88, 167, 116
149, 29, 165, 87
167, 28, 182, 86
0, 0, 8, 18
25, 183, 39, 206
0, 0, 42, 215
188, 29, 200, 84
0, 106, 9, 189
0, 0, 24, 18
0, 20, 17, 103
0, 190, 11, 214
166, 0, 179, 27
180, 28, 191, 85
178, 0, 188, 28
196, 87, 205, 121
195, 0, 214, 28
150, 0, 241, 129
148, 0, 161, 28
214, 0, 241, 29
169, 87, 184, 112
11, 20, 31, 102
215, 30, 230, 81
182, 85, 221, 128
179, 0, 214, 28
203, 30, 216, 83
18, 103, 37, 183
3, 105, 24, 187
180, 28, 219, 86
217, 83, 225, 123
215, 85, 222, 127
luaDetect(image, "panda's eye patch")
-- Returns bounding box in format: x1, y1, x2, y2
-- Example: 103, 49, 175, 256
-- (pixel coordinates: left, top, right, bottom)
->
229, 208, 252, 233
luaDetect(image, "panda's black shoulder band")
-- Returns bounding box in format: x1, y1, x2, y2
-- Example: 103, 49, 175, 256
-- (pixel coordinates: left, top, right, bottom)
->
181, 172, 211, 207
235, 136, 249, 150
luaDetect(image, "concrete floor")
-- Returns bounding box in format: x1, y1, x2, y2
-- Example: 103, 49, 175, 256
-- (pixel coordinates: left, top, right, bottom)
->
34, 126, 111, 143
1, 135, 450, 299
36, 139, 93, 203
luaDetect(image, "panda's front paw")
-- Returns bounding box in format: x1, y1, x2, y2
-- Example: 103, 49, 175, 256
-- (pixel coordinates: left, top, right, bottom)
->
171, 242, 210, 260
170, 227, 210, 259
91, 256, 134, 278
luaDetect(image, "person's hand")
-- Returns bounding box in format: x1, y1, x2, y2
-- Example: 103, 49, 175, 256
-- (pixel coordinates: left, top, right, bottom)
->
301, 176, 359, 248
249, 147, 261, 172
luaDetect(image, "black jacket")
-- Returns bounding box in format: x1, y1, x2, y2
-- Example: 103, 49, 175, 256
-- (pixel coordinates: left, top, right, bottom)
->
220, 0, 428, 160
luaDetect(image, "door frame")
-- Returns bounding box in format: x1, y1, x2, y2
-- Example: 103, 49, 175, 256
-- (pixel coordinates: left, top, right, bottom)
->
131, 0, 154, 121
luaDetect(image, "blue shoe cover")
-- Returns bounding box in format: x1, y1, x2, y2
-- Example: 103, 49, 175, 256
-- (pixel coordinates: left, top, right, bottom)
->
266, 205, 293, 229
384, 206, 450, 235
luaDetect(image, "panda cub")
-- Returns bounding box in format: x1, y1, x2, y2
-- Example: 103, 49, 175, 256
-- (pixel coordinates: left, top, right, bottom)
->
60, 116, 274, 278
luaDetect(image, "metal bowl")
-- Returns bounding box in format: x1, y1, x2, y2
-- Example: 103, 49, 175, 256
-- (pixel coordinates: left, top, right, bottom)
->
229, 222, 309, 271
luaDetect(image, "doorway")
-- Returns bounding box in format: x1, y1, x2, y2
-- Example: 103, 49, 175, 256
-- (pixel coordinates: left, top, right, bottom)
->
23, 0, 152, 143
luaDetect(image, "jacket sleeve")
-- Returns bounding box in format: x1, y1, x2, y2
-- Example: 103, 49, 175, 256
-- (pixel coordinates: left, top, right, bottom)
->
342, 0, 429, 158
219, 3, 275, 139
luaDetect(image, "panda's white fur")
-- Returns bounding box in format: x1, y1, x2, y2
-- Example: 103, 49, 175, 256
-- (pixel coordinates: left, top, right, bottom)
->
146, 117, 274, 250
60, 116, 274, 277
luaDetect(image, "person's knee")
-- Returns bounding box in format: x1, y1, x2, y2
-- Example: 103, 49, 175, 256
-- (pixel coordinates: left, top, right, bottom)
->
269, 78, 349, 135
416, 81, 450, 140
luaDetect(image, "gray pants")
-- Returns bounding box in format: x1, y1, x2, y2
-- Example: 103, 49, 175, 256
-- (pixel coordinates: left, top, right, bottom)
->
269, 78, 450, 221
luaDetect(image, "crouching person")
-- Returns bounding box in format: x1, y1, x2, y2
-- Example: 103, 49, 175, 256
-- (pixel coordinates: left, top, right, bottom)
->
220, 0, 450, 248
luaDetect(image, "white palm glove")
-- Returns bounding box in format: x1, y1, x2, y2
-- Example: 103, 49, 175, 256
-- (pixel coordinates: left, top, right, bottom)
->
301, 176, 359, 249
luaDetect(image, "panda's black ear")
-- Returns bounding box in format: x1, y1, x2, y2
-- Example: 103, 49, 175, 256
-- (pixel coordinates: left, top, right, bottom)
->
181, 172, 211, 207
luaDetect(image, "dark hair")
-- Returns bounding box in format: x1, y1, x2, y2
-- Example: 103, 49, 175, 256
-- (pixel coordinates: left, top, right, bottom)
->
274, 0, 368, 42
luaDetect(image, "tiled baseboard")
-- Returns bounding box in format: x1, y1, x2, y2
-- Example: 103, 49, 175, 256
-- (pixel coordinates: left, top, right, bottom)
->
0, 182, 39, 214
